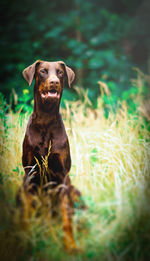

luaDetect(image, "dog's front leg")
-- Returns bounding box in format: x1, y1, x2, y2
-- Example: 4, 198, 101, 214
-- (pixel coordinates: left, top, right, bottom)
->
60, 190, 78, 252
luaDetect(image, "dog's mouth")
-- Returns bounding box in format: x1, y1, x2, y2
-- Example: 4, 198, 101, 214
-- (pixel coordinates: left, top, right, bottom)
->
41, 89, 60, 99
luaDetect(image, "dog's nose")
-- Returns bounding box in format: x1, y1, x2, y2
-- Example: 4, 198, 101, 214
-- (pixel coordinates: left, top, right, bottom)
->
49, 75, 59, 87
50, 80, 59, 86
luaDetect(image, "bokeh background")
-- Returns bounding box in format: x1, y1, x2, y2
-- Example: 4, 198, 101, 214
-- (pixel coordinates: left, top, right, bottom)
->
0, 1, 150, 261
0, 0, 150, 107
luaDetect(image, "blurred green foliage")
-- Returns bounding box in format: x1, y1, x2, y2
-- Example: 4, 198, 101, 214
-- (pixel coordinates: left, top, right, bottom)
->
0, 0, 149, 106
15, 89, 33, 114
0, 93, 9, 134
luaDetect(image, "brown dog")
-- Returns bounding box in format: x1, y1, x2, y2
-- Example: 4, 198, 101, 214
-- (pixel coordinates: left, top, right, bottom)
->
20, 60, 82, 251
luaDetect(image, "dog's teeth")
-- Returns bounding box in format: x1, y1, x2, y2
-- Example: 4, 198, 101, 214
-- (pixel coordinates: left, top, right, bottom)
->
48, 91, 57, 97
41, 91, 59, 99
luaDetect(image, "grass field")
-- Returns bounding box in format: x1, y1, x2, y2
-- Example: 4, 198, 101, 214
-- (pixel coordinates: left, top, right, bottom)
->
0, 85, 150, 261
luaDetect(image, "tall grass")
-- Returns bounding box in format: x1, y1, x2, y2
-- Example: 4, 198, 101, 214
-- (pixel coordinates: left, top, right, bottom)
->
0, 82, 150, 261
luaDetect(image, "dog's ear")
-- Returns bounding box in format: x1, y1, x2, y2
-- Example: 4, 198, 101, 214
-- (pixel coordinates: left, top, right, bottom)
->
58, 61, 75, 88
22, 60, 41, 86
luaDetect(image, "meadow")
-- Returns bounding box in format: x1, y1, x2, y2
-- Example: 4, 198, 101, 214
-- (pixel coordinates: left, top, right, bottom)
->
0, 79, 150, 261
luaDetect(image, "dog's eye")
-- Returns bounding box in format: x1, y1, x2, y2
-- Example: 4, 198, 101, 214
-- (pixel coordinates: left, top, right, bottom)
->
57, 70, 64, 78
40, 69, 48, 74
57, 69, 64, 77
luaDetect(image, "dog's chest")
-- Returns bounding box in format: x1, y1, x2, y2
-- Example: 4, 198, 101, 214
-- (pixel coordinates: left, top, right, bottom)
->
28, 123, 51, 156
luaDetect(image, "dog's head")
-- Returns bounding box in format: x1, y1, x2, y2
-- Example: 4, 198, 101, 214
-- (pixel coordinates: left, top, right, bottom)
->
22, 60, 75, 110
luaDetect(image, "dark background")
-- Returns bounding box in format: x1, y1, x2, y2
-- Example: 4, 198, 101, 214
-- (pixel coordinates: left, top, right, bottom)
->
0, 0, 150, 107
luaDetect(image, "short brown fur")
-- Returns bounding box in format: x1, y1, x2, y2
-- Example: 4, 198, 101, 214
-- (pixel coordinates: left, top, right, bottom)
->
19, 60, 83, 252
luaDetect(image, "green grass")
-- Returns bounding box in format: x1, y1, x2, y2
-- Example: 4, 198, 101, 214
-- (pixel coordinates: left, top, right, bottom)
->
0, 86, 150, 261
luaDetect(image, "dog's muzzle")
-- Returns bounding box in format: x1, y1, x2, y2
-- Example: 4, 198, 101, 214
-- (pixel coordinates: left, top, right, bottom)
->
40, 75, 61, 101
